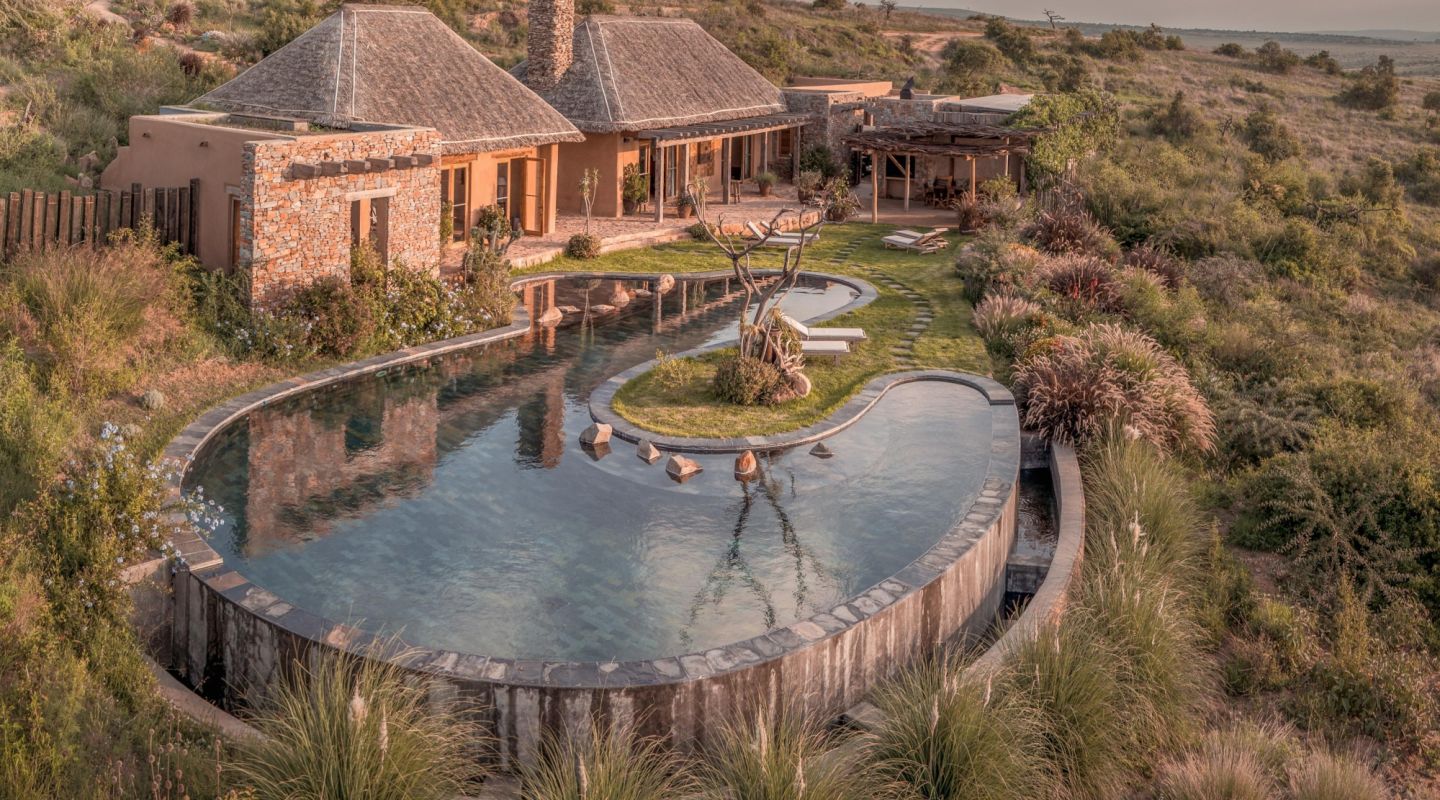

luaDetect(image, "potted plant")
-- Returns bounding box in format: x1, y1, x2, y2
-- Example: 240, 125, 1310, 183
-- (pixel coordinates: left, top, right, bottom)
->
676, 193, 696, 219
795, 170, 824, 203
621, 163, 648, 215
753, 171, 778, 197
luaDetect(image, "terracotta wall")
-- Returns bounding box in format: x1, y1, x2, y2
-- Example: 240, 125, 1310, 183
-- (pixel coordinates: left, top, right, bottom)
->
557, 133, 627, 218
101, 114, 287, 270
243, 128, 442, 305
443, 144, 557, 239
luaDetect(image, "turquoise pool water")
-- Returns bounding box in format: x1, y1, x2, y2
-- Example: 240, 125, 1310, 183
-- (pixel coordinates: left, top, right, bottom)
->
187, 276, 998, 661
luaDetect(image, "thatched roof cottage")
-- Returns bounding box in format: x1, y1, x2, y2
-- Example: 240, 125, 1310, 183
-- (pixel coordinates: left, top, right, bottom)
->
103, 4, 581, 303
515, 3, 808, 221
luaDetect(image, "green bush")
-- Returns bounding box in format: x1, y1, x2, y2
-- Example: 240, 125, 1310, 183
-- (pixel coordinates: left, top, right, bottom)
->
520, 722, 691, 800
233, 644, 483, 799
799, 145, 843, 180
713, 355, 785, 406
566, 233, 602, 259
954, 230, 1042, 304
0, 341, 73, 515
870, 657, 1051, 800
696, 706, 893, 800
1254, 40, 1300, 74
1338, 56, 1399, 111
290, 277, 376, 358
1305, 50, 1342, 75
459, 239, 517, 328
1214, 42, 1246, 58
1242, 107, 1302, 162
982, 16, 1034, 64
1149, 91, 1209, 142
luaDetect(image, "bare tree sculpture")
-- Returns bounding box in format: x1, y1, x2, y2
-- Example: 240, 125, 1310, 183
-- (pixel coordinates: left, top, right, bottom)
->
687, 193, 825, 379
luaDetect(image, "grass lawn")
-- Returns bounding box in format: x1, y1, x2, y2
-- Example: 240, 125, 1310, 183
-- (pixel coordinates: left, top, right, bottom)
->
519, 223, 990, 438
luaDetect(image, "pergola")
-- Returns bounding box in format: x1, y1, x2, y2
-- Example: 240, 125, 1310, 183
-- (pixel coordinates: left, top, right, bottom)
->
636, 113, 809, 223
844, 122, 1035, 223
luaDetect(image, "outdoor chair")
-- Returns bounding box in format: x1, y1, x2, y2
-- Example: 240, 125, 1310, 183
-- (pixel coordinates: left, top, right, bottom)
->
882, 227, 950, 253
781, 314, 866, 343
745, 221, 820, 246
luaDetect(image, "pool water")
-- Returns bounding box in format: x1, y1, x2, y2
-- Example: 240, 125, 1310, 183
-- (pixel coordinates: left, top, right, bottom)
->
188, 276, 999, 661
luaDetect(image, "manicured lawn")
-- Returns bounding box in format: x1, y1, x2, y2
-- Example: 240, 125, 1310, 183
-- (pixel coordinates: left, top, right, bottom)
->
520, 223, 990, 438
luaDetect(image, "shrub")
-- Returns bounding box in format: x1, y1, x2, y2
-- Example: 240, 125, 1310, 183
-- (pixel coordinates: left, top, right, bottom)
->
1123, 242, 1184, 288
686, 222, 715, 241
1254, 41, 1301, 74
696, 706, 893, 800
1305, 50, 1342, 75
713, 355, 785, 406
799, 145, 842, 179
974, 290, 1044, 359
1242, 107, 1302, 162
576, 0, 615, 12
651, 349, 699, 391
1024, 198, 1120, 260
459, 238, 517, 328
954, 232, 1043, 304
1424, 91, 1440, 112
982, 16, 1034, 64
1155, 742, 1274, 800
520, 722, 691, 800
941, 39, 1003, 92
1010, 89, 1120, 185
1214, 42, 1247, 58
1001, 621, 1131, 799
290, 277, 376, 358
1338, 55, 1399, 111
1013, 324, 1216, 453
820, 175, 861, 221
1033, 254, 1123, 314
2, 238, 179, 396
1393, 147, 1440, 205
1150, 91, 1209, 142
233, 644, 482, 799
753, 170, 779, 192
1223, 596, 1319, 694
0, 342, 73, 515
565, 233, 602, 260
869, 657, 1051, 800
1287, 748, 1388, 800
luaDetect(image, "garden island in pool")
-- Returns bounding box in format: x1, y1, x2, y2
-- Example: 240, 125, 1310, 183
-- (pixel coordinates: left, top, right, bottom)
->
159, 272, 1021, 767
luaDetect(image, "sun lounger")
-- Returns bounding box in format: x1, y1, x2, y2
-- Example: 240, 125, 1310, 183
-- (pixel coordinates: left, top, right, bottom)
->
745, 221, 820, 245
882, 228, 949, 253
799, 339, 850, 363
782, 314, 866, 343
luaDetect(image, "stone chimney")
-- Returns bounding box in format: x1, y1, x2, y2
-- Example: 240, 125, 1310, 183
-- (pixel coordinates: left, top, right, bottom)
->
527, 0, 574, 92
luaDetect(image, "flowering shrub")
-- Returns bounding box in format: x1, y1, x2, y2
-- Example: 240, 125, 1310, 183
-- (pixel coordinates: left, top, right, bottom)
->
1013, 323, 1215, 453
1025, 196, 1121, 261
974, 290, 1047, 361
290, 277, 376, 358
954, 231, 1044, 304
1123, 242, 1184, 289
14, 422, 219, 634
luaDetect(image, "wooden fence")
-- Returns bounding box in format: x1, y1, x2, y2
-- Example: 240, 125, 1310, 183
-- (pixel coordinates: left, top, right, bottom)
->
0, 180, 199, 259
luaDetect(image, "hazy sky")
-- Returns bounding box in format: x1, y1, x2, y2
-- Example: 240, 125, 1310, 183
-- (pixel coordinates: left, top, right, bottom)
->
931, 1, 1440, 33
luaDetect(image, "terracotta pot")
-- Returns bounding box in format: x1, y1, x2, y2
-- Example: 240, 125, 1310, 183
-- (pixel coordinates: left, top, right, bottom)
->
623, 197, 639, 215
758, 184, 773, 197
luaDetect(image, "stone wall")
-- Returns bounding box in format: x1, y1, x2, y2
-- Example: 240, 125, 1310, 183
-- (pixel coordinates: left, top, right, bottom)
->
783, 89, 867, 169
526, 0, 574, 92
242, 128, 442, 306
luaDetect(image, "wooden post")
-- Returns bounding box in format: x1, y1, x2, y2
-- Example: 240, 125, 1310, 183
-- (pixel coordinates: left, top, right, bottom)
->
654, 144, 665, 224
761, 131, 769, 173
4, 192, 17, 257
130, 183, 142, 228
43, 192, 58, 252
82, 196, 95, 248
721, 138, 731, 204
970, 157, 978, 202
681, 143, 690, 197
1019, 159, 1027, 195
58, 191, 72, 247
188, 178, 200, 255
870, 151, 879, 223
790, 128, 800, 179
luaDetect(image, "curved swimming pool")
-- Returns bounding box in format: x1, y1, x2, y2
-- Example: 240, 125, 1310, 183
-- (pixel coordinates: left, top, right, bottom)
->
183, 275, 998, 662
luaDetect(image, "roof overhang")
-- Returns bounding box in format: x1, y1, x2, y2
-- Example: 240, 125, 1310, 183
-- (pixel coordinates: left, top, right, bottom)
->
844, 121, 1034, 158
634, 113, 809, 146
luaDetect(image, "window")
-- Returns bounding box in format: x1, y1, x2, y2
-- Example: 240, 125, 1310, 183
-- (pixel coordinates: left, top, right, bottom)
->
637, 143, 652, 198
496, 161, 510, 220
777, 128, 794, 160
663, 145, 680, 199
350, 196, 390, 260
439, 166, 468, 242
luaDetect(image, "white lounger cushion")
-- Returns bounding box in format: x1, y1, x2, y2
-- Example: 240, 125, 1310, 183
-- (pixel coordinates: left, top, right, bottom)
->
782, 314, 866, 342
746, 221, 818, 243
800, 339, 850, 360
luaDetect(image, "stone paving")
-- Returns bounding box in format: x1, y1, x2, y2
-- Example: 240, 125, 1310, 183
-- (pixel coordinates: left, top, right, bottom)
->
818, 234, 936, 370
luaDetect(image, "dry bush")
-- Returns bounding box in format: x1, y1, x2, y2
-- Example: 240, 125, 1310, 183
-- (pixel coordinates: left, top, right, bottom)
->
1, 238, 179, 396
954, 231, 1045, 304
1287, 749, 1387, 800
1123, 242, 1184, 288
1156, 741, 1275, 800
973, 290, 1042, 343
1014, 323, 1216, 453
1024, 197, 1120, 260
1033, 254, 1124, 313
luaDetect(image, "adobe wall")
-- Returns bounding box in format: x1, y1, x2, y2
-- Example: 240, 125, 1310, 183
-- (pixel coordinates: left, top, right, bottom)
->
242, 128, 442, 306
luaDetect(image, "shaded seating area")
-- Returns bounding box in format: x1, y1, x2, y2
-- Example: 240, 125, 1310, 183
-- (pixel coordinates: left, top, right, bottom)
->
845, 122, 1035, 223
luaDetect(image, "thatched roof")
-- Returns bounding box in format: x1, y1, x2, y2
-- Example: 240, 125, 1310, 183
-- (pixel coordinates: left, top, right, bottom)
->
196, 4, 581, 153
512, 16, 784, 133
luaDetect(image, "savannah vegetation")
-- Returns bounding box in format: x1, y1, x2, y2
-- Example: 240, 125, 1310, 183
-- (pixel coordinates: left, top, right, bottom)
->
2, 0, 1440, 798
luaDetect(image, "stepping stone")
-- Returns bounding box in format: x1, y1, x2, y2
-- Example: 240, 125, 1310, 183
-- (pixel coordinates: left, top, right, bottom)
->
636, 439, 662, 464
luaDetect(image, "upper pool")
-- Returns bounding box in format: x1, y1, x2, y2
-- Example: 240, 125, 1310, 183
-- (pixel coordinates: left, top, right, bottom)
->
186, 275, 999, 662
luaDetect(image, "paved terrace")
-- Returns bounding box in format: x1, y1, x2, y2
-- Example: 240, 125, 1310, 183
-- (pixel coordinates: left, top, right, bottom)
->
442, 185, 820, 277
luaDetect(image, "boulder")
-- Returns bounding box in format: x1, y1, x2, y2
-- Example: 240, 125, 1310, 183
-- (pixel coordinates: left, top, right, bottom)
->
655, 274, 675, 295
580, 422, 612, 446
606, 281, 632, 306
636, 439, 662, 464
77, 151, 101, 172
557, 305, 581, 315
734, 450, 758, 480
536, 306, 563, 327
809, 442, 834, 459
666, 454, 703, 481
633, 288, 653, 298
590, 304, 617, 315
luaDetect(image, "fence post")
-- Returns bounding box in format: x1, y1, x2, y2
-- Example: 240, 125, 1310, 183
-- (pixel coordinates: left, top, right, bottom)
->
188, 178, 200, 256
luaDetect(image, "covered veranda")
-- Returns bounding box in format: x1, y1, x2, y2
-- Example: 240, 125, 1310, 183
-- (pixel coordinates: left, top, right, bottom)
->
636, 113, 809, 223
844, 123, 1034, 223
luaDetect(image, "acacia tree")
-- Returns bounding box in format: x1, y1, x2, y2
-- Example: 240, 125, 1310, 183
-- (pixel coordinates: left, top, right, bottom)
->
688, 195, 824, 377
879, 0, 896, 23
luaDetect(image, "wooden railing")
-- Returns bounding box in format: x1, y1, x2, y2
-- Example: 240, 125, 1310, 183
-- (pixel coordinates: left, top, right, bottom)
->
0, 179, 199, 259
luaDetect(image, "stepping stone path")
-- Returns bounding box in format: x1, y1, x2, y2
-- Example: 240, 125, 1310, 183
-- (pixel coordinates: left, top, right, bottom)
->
855, 263, 935, 370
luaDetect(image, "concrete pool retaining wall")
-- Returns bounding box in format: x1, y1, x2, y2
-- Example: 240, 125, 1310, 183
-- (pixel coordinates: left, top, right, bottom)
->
142, 270, 1031, 770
